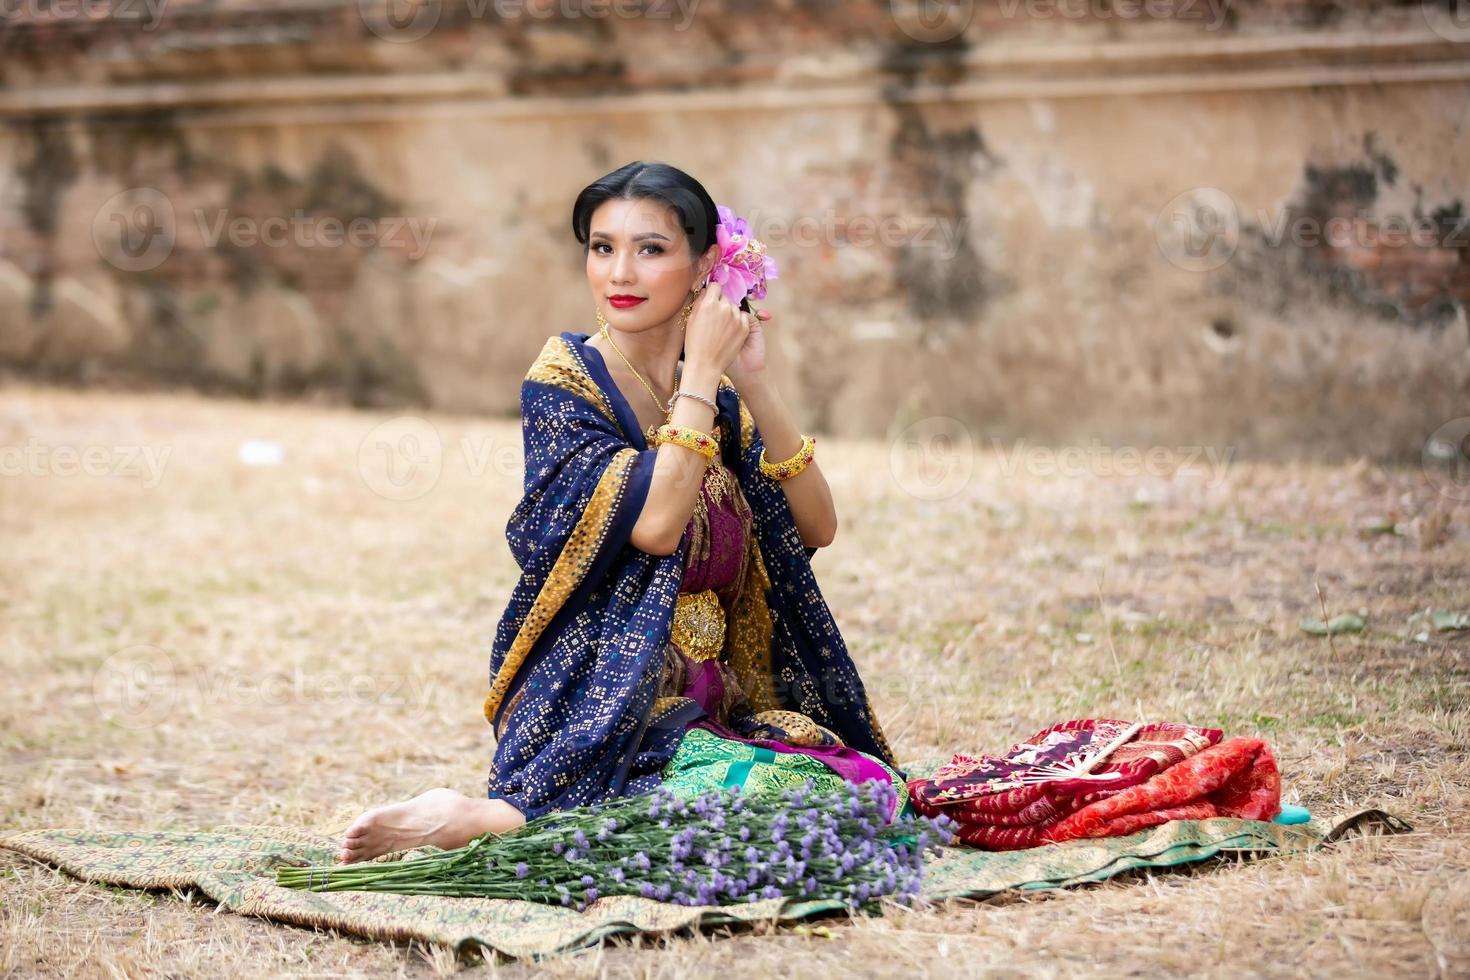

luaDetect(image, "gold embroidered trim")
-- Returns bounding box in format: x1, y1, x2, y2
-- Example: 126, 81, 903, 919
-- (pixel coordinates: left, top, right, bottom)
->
747, 709, 844, 747
483, 446, 640, 725
653, 695, 697, 719
526, 335, 618, 426
724, 531, 780, 712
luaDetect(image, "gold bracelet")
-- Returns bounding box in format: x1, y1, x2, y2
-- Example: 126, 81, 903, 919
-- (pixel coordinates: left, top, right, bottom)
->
758, 433, 815, 480
654, 423, 719, 461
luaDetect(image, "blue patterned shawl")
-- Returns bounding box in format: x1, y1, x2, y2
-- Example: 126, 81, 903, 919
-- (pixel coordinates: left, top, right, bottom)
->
483, 331, 901, 818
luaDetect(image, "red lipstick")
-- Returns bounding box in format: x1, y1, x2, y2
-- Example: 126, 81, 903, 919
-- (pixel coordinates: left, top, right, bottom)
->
608, 295, 646, 309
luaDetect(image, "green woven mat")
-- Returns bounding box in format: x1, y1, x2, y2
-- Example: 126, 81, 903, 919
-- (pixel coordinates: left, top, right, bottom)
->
0, 756, 1412, 960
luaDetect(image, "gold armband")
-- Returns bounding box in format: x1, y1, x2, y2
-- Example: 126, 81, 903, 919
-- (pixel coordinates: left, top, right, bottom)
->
758, 433, 815, 480
654, 423, 719, 461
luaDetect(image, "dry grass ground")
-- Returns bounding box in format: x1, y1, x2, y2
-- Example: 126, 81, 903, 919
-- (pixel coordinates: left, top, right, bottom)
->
1, 382, 1466, 978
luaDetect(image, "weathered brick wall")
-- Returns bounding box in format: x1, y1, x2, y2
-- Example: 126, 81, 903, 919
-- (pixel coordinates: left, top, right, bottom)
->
0, 0, 1466, 458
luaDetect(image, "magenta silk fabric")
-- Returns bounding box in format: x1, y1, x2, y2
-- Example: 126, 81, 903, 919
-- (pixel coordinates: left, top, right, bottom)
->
691, 717, 896, 790
667, 462, 895, 794
677, 471, 749, 594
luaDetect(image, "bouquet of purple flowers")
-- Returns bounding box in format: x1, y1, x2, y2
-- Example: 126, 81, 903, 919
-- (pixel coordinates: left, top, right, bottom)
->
277, 778, 955, 911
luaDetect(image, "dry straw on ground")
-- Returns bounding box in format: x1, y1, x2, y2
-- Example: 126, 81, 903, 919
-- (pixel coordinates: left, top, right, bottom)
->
1, 383, 1466, 977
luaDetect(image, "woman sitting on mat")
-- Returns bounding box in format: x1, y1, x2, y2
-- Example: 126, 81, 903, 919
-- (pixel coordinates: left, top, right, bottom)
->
338, 162, 908, 865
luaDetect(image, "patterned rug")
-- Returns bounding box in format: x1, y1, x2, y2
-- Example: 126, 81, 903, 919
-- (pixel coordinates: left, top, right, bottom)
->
0, 757, 1412, 961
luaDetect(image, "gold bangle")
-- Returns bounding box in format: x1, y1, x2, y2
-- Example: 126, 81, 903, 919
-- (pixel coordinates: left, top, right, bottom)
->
758, 433, 815, 481
654, 423, 719, 461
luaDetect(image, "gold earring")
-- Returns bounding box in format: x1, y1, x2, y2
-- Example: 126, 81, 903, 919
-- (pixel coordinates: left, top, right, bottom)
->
678, 276, 706, 331
595, 306, 608, 331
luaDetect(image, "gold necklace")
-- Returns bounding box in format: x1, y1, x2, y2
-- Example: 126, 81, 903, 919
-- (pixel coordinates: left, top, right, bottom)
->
599, 321, 676, 444
598, 320, 735, 507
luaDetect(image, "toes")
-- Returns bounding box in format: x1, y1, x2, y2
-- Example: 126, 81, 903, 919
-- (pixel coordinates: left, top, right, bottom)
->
342, 810, 380, 842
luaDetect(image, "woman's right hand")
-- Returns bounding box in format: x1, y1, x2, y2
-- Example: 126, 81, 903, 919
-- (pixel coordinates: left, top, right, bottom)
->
681, 281, 750, 379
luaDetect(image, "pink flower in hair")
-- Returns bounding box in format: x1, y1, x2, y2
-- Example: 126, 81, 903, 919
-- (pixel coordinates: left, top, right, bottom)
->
709, 204, 779, 306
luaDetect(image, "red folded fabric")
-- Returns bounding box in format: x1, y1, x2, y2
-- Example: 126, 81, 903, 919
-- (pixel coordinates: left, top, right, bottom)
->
1042, 737, 1281, 843
908, 719, 1281, 850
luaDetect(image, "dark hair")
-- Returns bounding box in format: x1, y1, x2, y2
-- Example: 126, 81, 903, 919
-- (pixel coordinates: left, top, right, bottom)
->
572, 160, 718, 255
573, 161, 748, 312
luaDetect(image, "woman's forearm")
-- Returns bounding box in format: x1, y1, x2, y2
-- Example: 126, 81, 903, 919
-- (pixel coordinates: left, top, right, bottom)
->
627, 362, 725, 556
738, 375, 837, 548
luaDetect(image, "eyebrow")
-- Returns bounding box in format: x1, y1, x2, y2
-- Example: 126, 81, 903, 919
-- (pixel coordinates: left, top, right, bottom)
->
589, 230, 671, 242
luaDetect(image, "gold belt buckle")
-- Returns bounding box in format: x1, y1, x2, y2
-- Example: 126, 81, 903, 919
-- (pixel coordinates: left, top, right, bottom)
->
671, 589, 726, 662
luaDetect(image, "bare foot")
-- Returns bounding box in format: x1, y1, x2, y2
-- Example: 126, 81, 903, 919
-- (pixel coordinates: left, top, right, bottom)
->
336, 788, 524, 865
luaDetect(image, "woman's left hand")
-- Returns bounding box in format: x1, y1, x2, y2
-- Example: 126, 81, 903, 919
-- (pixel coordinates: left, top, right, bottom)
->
725, 307, 773, 389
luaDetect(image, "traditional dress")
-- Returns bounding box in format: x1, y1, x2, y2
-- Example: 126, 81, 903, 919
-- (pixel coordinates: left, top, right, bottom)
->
651, 427, 910, 820
483, 331, 908, 824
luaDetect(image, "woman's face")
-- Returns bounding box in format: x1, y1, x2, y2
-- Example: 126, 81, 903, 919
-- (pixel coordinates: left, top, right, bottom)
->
586, 197, 719, 335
